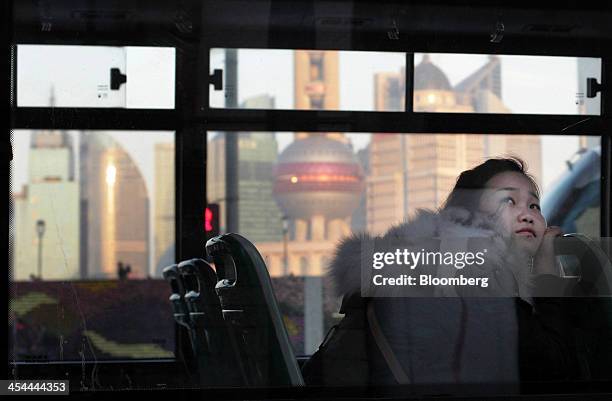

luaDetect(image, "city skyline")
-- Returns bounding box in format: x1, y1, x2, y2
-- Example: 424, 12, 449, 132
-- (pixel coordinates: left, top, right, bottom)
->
12, 129, 152, 280
12, 130, 80, 280
13, 49, 599, 193
10, 51, 599, 282
12, 129, 172, 278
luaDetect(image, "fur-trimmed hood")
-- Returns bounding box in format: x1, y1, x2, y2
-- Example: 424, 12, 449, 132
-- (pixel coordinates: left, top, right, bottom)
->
327, 207, 534, 301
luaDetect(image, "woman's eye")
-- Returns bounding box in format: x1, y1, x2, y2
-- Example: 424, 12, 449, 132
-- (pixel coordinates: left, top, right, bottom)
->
530, 204, 541, 211
501, 197, 515, 205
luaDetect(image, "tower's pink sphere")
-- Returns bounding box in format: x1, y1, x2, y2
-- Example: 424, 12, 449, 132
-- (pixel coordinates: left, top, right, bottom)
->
273, 136, 364, 220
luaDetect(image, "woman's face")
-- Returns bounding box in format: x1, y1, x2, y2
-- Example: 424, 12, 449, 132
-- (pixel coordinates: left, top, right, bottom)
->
478, 171, 546, 255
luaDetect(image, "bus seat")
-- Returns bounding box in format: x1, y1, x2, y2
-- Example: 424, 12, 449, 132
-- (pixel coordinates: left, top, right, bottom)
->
206, 233, 305, 387
162, 263, 202, 380
177, 258, 245, 386
553, 234, 612, 381
162, 264, 191, 332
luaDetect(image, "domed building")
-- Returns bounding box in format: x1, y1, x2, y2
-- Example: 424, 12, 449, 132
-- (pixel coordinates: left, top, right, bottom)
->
254, 50, 366, 279
367, 54, 542, 234
413, 54, 471, 112
273, 134, 364, 242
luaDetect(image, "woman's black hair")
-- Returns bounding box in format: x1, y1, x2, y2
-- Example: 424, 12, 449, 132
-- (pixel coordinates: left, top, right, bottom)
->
441, 156, 539, 212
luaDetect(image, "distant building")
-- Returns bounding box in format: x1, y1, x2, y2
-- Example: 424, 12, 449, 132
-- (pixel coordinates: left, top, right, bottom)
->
368, 55, 542, 234
454, 55, 503, 111
154, 142, 175, 275
294, 50, 339, 110
207, 94, 285, 243
374, 68, 405, 111
350, 146, 370, 233
13, 130, 80, 280
255, 51, 364, 277
80, 132, 149, 279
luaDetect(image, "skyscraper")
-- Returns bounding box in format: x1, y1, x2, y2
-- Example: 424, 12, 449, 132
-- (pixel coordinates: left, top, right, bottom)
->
154, 142, 175, 274
294, 50, 339, 111
278, 50, 361, 244
368, 55, 542, 234
255, 51, 364, 277
80, 132, 149, 279
207, 94, 284, 243
374, 68, 405, 112
13, 130, 80, 280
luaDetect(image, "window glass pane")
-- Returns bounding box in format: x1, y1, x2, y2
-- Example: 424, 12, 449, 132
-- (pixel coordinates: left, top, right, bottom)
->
209, 48, 405, 111
9, 129, 175, 362
207, 130, 601, 358
17, 45, 175, 109
413, 53, 601, 115
541, 137, 602, 239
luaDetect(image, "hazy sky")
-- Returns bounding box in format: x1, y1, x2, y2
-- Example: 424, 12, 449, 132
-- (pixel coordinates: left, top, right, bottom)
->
12, 46, 602, 194
11, 47, 602, 275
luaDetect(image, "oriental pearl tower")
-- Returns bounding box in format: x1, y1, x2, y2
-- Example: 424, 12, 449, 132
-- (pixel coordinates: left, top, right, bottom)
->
273, 51, 364, 243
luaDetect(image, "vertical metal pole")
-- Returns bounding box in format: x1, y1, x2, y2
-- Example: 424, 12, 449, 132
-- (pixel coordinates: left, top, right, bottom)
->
225, 49, 239, 233
282, 216, 289, 275
283, 232, 289, 276
405, 52, 414, 113
403, 53, 414, 218
37, 236, 42, 279
304, 276, 323, 355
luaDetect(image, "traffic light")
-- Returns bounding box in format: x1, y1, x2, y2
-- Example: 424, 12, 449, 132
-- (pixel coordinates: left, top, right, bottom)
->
205, 203, 220, 240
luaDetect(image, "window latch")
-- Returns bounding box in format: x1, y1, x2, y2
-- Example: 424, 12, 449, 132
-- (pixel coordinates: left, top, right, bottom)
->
586, 77, 602, 98
110, 68, 127, 90
210, 69, 223, 91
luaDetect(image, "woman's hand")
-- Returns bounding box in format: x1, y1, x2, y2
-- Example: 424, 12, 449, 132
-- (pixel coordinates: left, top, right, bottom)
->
532, 226, 563, 276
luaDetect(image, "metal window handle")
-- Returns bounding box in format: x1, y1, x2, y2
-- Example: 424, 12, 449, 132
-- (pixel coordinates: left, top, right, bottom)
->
587, 77, 602, 98
210, 69, 223, 91
110, 68, 127, 90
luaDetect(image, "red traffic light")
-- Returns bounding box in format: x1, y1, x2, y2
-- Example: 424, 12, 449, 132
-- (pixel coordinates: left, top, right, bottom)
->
204, 203, 220, 237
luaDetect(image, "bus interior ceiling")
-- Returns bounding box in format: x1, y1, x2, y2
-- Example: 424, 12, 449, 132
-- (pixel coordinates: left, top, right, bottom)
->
10, 1, 612, 51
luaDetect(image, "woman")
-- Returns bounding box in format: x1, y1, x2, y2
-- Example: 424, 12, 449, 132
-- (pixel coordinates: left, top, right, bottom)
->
325, 157, 578, 390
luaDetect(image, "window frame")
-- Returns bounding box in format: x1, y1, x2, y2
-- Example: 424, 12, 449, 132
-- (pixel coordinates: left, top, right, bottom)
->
8, 39, 206, 388
6, 0, 612, 395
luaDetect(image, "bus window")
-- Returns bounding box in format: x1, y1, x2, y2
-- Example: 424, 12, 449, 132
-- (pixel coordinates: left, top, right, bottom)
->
208, 130, 598, 356
10, 129, 176, 362
413, 53, 601, 115
209, 49, 406, 111
17, 45, 176, 109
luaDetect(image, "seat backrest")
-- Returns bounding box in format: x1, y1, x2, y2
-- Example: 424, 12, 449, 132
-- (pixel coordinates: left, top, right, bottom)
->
162, 264, 191, 331
206, 233, 305, 387
555, 234, 612, 381
177, 258, 245, 386
162, 263, 201, 377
